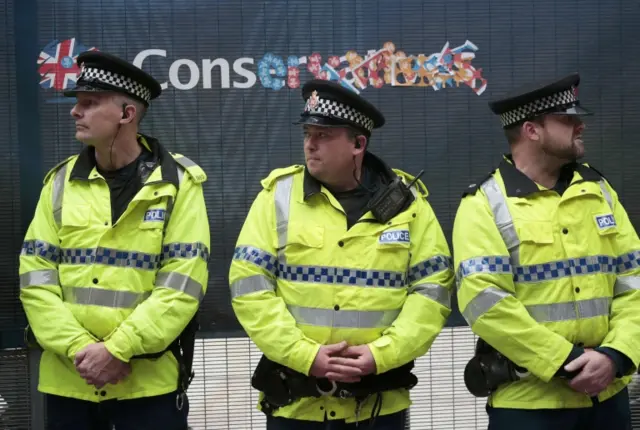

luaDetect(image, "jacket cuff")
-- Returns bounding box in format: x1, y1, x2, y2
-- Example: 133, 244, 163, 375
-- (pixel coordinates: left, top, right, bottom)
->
103, 330, 134, 362
594, 347, 633, 378
287, 339, 321, 376
67, 334, 98, 361
368, 335, 394, 374
554, 346, 585, 379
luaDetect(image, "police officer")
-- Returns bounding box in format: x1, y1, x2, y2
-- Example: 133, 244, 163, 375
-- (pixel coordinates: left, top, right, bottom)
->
229, 79, 454, 429
453, 73, 640, 430
19, 51, 210, 429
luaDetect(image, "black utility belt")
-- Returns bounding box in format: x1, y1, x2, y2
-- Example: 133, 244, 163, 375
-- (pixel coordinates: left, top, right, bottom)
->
251, 354, 417, 415
269, 369, 416, 400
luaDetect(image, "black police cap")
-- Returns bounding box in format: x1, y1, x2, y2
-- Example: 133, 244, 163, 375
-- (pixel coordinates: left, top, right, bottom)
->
64, 51, 162, 106
488, 72, 592, 128
294, 79, 385, 135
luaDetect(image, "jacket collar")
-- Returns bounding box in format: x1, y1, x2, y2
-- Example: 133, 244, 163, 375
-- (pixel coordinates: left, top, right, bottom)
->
70, 133, 179, 188
499, 154, 602, 197
303, 151, 395, 200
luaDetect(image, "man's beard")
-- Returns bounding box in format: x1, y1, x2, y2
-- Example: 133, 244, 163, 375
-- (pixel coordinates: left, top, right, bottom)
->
543, 136, 583, 162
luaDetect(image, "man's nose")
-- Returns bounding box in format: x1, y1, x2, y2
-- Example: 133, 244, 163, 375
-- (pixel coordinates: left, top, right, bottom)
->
70, 105, 81, 119
304, 137, 317, 150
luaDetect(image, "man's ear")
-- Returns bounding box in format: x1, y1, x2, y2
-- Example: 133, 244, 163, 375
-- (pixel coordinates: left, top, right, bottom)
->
522, 120, 542, 142
353, 135, 367, 153
120, 104, 137, 124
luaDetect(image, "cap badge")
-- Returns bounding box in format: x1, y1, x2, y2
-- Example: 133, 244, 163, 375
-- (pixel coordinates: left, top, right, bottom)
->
304, 90, 319, 113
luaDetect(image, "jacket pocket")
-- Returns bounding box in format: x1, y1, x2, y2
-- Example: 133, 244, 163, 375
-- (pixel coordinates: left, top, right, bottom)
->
516, 221, 554, 245
61, 204, 90, 228
284, 223, 324, 249
59, 204, 91, 247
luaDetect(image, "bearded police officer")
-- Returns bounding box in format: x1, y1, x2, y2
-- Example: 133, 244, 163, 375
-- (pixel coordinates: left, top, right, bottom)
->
19, 51, 209, 429
229, 79, 454, 429
453, 73, 640, 429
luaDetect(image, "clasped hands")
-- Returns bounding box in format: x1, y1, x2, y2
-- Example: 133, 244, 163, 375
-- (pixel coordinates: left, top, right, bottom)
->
563, 348, 616, 397
74, 343, 131, 388
309, 341, 376, 383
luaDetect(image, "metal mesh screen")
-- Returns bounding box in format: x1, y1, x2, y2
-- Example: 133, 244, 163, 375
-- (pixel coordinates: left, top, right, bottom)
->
0, 349, 31, 430
631, 381, 640, 429
186, 327, 488, 430
0, 0, 25, 338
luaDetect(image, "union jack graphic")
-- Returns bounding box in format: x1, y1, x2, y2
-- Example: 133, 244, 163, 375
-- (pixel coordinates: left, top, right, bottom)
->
37, 38, 98, 91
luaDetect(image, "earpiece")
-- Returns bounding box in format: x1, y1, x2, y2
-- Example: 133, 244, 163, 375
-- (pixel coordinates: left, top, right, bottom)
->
121, 103, 127, 120
355, 141, 361, 149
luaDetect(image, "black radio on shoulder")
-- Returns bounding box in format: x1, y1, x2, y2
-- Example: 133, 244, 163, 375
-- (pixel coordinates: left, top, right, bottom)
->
368, 170, 425, 223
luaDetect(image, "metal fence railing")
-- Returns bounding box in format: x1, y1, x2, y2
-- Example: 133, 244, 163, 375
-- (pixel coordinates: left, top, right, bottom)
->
3, 328, 640, 430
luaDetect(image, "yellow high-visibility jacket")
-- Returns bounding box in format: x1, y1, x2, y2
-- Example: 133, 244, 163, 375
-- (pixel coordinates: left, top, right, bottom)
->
19, 135, 210, 402
229, 158, 454, 422
454, 156, 640, 409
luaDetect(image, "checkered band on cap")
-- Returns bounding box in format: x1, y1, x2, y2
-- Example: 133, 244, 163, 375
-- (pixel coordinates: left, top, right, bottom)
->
306, 97, 375, 132
79, 67, 152, 103
499, 89, 577, 127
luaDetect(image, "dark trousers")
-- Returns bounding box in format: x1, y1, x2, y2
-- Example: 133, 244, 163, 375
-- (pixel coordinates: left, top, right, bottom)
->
266, 410, 407, 430
487, 387, 631, 430
45, 391, 189, 430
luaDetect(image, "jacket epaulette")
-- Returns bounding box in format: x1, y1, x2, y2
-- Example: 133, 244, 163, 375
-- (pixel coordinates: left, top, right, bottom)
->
260, 165, 305, 190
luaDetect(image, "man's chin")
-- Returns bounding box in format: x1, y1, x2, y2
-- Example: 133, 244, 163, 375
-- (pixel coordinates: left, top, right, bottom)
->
305, 159, 322, 171
306, 166, 322, 178
75, 133, 96, 146
573, 145, 585, 160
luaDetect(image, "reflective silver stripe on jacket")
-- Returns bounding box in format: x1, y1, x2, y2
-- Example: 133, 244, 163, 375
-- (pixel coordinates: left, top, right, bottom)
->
409, 283, 451, 308
463, 287, 611, 326
481, 177, 520, 266
599, 179, 613, 211
614, 276, 640, 297
230, 275, 275, 299
155, 271, 204, 301
287, 305, 400, 329
173, 155, 195, 185
177, 166, 185, 185
52, 164, 68, 228
462, 287, 512, 326
525, 297, 611, 323
59, 272, 201, 308
174, 155, 197, 168
62, 286, 150, 309
274, 176, 294, 265
20, 269, 59, 288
